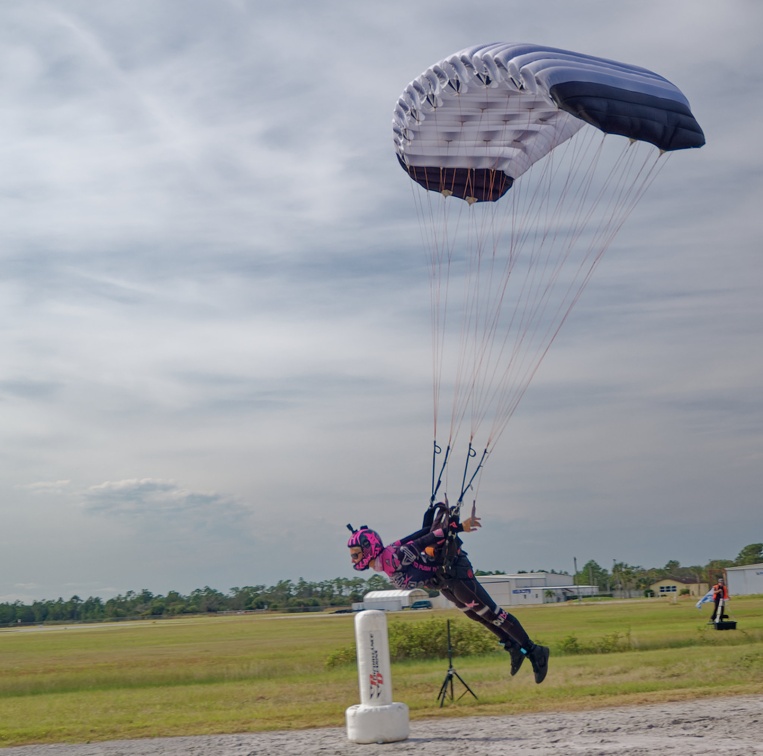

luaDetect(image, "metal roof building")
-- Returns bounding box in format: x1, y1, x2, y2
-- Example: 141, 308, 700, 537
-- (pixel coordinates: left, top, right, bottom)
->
725, 563, 763, 596
477, 573, 588, 605
356, 589, 429, 612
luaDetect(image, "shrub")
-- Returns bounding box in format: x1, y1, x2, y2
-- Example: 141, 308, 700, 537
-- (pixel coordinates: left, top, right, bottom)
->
559, 634, 583, 654
557, 629, 633, 656
387, 618, 496, 660
325, 618, 497, 668
593, 630, 632, 653
325, 645, 358, 668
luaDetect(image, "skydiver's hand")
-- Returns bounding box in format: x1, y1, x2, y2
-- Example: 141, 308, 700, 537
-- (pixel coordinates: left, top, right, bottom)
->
462, 516, 482, 532
461, 503, 482, 532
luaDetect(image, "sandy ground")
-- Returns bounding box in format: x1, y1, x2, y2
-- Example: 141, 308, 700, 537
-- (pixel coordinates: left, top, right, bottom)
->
4, 695, 762, 755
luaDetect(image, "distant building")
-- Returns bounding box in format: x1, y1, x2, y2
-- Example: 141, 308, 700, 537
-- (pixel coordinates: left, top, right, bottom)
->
477, 573, 591, 605
725, 563, 763, 596
354, 574, 599, 611
353, 589, 430, 612
649, 577, 708, 598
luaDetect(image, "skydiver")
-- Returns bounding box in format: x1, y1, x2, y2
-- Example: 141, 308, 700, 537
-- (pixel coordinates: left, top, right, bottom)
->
347, 503, 550, 684
710, 577, 729, 623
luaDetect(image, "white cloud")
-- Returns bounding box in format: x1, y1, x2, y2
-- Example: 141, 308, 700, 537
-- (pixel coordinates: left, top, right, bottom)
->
17, 480, 71, 495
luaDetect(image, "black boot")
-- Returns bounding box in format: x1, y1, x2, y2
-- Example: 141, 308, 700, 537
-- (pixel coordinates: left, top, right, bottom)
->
528, 644, 550, 684
503, 641, 525, 676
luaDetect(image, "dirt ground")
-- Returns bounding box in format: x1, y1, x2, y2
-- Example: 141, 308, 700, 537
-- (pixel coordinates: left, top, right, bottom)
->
4, 695, 762, 755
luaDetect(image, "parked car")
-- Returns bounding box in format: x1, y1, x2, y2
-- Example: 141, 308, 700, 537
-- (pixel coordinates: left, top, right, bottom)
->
410, 600, 433, 610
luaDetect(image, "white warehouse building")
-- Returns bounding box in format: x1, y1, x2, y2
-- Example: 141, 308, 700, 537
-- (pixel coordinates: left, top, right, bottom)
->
354, 573, 596, 612
725, 563, 763, 596
477, 573, 593, 605
354, 589, 430, 612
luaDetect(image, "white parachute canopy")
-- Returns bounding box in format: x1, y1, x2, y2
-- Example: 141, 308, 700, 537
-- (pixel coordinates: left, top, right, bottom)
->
392, 43, 704, 504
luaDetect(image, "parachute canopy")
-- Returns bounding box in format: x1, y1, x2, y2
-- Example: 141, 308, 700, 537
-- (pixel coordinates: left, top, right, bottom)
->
392, 43, 704, 506
393, 42, 704, 203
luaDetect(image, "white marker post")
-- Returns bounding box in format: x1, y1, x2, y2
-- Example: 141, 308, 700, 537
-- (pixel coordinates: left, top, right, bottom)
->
345, 610, 409, 744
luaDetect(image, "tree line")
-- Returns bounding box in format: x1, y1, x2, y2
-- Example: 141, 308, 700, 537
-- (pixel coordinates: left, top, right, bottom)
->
0, 574, 392, 626
2, 543, 760, 626
571, 542, 763, 594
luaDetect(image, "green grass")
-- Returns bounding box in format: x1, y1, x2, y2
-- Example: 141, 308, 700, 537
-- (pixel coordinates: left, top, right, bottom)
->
0, 597, 761, 747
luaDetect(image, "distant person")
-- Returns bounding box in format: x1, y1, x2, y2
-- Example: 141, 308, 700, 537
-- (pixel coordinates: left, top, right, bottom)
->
711, 577, 729, 623
346, 502, 550, 684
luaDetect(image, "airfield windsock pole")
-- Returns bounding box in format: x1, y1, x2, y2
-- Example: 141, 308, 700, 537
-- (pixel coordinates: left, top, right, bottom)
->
345, 610, 409, 744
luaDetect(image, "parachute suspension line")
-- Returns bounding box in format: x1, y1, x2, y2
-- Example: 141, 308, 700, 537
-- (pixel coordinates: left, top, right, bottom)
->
409, 159, 464, 448
480, 116, 587, 437
436, 103, 584, 467
430, 441, 451, 503
425, 185, 449, 440
422, 181, 456, 502
457, 443, 488, 507
471, 137, 563, 438
430, 83, 509, 495
463, 87, 501, 445
445, 92, 475, 449
445, 87, 508, 452
486, 130, 609, 435
426, 97, 475, 457
552, 141, 672, 328
458, 442, 476, 508
459, 119, 579, 445
486, 138, 672, 451
420, 89, 482, 469
487, 132, 619, 445
448, 128, 656, 452
466, 189, 508, 442
449, 205, 486, 444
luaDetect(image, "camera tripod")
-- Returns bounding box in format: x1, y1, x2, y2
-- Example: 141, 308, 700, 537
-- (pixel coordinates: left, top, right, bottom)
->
436, 619, 478, 707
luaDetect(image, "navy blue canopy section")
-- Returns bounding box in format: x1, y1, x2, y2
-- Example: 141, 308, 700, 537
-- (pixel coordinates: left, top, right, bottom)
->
550, 81, 705, 151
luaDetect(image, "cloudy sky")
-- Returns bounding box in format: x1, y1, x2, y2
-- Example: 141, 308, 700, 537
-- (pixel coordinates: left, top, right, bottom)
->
1, 0, 761, 603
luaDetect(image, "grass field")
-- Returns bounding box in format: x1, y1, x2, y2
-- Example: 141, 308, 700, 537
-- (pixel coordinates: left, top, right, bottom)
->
1, 596, 761, 747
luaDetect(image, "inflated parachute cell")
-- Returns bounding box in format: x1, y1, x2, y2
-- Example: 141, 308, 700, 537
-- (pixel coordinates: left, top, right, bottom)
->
393, 42, 705, 202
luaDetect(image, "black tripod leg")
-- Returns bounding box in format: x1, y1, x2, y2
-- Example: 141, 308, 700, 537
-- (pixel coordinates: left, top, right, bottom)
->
436, 619, 478, 706
451, 668, 478, 701
437, 669, 453, 707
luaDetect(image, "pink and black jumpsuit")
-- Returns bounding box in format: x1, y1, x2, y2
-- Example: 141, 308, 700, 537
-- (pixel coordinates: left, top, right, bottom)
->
375, 522, 536, 654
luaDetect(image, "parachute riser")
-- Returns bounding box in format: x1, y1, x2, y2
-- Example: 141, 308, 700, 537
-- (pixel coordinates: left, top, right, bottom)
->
458, 444, 488, 507
429, 440, 488, 514
430, 441, 450, 504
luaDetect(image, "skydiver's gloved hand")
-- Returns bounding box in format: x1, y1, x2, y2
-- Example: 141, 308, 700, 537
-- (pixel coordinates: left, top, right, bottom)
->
461, 502, 482, 533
